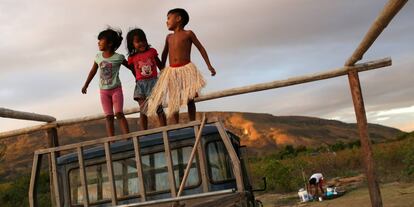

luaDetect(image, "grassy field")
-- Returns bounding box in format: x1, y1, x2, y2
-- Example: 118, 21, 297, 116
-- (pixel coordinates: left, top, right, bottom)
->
247, 132, 414, 193
250, 132, 414, 207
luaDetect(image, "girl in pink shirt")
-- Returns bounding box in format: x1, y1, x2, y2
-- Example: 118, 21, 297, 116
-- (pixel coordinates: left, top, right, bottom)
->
126, 28, 166, 129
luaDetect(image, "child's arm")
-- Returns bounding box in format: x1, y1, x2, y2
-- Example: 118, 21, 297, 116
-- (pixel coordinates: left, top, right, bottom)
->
122, 59, 136, 78
189, 31, 216, 76
81, 62, 98, 94
161, 35, 170, 68
155, 56, 164, 70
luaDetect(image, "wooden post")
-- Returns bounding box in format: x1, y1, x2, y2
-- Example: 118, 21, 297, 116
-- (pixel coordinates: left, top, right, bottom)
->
177, 114, 207, 197
162, 131, 177, 197
47, 128, 60, 152
215, 121, 244, 192
133, 136, 147, 201
347, 71, 382, 207
344, 1, 408, 206
46, 127, 59, 207
77, 147, 90, 207
50, 151, 61, 207
29, 153, 43, 207
104, 142, 118, 206
194, 126, 210, 193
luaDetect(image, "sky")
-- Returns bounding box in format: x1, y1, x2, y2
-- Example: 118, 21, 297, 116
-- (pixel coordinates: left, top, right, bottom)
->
0, 0, 413, 132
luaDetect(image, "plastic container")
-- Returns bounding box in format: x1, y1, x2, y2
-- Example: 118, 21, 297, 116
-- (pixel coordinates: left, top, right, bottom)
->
326, 187, 334, 197
298, 188, 311, 202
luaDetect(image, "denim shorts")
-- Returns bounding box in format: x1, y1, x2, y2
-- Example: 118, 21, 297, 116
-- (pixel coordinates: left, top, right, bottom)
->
134, 78, 157, 100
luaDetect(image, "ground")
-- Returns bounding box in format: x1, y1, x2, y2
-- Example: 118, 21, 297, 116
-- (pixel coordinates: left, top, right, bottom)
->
257, 182, 414, 207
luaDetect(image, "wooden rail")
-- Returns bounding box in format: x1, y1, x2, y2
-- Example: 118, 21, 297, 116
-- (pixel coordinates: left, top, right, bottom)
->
0, 107, 56, 122
0, 57, 391, 139
345, 0, 408, 66
177, 114, 207, 197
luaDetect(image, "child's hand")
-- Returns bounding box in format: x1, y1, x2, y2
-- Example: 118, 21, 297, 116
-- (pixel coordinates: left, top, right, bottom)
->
81, 86, 88, 94
209, 66, 216, 76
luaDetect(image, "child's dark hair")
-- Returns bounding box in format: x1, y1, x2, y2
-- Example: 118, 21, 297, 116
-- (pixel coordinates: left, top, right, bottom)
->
126, 28, 149, 56
168, 8, 189, 27
98, 28, 123, 51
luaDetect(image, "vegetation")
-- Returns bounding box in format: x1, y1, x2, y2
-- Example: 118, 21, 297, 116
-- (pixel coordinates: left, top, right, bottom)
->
248, 132, 414, 193
0, 132, 412, 206
0, 172, 51, 207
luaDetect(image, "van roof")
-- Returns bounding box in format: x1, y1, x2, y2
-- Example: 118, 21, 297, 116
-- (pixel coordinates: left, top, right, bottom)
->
57, 124, 226, 165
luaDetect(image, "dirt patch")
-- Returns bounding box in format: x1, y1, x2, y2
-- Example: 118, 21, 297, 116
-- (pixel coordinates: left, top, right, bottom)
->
257, 182, 414, 207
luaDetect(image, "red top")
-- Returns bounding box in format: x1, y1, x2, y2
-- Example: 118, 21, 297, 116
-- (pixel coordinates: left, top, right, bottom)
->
128, 48, 158, 80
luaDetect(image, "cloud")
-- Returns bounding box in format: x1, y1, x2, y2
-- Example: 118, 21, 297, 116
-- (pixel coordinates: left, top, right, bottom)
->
376, 105, 414, 116
1, 0, 413, 132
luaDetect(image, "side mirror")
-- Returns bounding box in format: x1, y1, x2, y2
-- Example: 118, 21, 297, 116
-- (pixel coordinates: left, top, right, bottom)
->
253, 177, 267, 192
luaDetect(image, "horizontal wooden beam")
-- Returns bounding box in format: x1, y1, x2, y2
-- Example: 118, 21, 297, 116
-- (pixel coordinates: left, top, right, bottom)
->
0, 57, 391, 139
56, 107, 140, 126
34, 119, 208, 154
0, 107, 56, 122
196, 57, 391, 102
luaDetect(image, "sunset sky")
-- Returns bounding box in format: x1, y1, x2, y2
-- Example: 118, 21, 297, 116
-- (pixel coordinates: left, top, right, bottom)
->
1, 0, 413, 132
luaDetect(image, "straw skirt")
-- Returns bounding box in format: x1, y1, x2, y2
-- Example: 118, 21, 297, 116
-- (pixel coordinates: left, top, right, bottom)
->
147, 62, 206, 117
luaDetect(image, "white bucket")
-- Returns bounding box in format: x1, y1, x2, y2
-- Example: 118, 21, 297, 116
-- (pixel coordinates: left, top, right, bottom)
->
298, 188, 311, 202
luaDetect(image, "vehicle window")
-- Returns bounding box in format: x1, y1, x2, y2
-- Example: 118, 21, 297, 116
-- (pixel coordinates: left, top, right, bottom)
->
141, 151, 168, 192
206, 141, 235, 183
69, 159, 138, 205
142, 146, 199, 193
69, 146, 199, 205
172, 146, 199, 187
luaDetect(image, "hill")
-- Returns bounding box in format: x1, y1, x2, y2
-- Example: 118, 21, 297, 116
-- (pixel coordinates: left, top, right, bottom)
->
0, 111, 402, 180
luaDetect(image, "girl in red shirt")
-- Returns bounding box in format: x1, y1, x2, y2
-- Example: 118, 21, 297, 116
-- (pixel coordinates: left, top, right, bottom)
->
126, 28, 166, 129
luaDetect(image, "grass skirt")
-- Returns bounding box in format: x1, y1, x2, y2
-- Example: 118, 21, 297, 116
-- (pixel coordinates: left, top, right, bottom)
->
147, 62, 206, 117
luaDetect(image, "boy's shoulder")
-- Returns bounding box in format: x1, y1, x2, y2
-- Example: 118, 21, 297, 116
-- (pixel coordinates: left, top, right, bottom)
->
182, 29, 195, 37
166, 30, 194, 38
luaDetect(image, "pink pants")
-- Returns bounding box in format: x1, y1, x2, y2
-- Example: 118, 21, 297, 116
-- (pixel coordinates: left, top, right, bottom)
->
100, 86, 124, 116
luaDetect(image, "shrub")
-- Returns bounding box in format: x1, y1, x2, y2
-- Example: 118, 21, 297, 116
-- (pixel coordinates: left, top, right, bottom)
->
0, 172, 51, 207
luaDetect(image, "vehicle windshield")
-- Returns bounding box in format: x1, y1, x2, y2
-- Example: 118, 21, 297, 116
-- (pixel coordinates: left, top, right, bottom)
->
69, 146, 199, 205
68, 133, 236, 206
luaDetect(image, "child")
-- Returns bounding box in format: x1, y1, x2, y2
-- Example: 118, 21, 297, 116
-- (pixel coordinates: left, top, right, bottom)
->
82, 28, 130, 136
126, 28, 167, 130
147, 8, 216, 124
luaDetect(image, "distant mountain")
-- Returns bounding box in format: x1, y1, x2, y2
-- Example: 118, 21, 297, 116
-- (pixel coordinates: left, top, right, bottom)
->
0, 111, 402, 180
